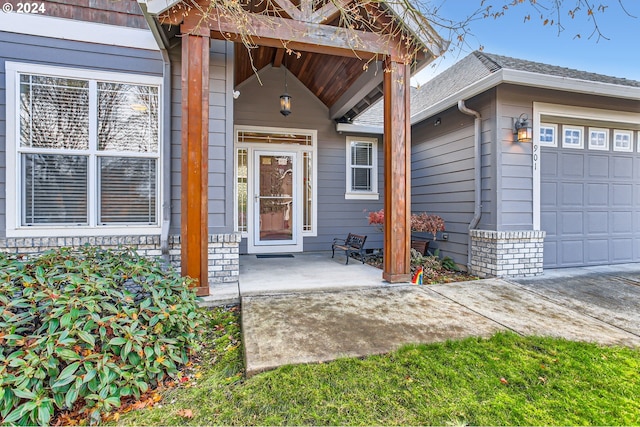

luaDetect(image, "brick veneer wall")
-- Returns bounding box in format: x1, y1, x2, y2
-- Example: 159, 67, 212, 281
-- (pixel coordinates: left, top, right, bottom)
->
469, 230, 546, 278
0, 233, 240, 286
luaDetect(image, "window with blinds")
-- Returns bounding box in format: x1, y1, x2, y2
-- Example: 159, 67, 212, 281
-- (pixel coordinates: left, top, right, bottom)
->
345, 136, 378, 200
17, 72, 160, 227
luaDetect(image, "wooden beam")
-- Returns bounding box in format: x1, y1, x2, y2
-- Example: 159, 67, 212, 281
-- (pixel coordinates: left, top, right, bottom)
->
309, 0, 350, 24
181, 33, 210, 297
382, 58, 411, 283
329, 60, 383, 118
300, 0, 313, 21
182, 8, 405, 60
270, 0, 303, 20
273, 48, 285, 67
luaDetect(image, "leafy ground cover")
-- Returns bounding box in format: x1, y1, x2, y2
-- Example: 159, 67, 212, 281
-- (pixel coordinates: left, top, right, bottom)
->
0, 247, 201, 425
116, 306, 640, 426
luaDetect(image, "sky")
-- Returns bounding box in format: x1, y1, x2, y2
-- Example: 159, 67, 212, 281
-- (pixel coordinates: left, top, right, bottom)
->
411, 0, 640, 86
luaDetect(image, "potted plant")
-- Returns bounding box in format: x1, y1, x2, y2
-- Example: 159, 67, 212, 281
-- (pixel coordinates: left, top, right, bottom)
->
367, 209, 445, 255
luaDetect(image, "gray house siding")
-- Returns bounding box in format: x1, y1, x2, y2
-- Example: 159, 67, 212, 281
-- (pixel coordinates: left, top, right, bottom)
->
168, 40, 234, 236
0, 31, 163, 238
495, 84, 535, 231
234, 65, 384, 253
410, 92, 496, 267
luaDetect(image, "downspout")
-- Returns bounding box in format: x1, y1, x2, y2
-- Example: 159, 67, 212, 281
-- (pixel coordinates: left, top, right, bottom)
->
457, 100, 482, 271
139, 2, 172, 258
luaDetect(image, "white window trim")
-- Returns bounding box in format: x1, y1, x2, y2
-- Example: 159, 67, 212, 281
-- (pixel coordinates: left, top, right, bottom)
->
345, 136, 379, 200
5, 61, 163, 238
588, 127, 609, 151
538, 123, 557, 147
562, 125, 584, 149
613, 130, 633, 152
234, 125, 318, 238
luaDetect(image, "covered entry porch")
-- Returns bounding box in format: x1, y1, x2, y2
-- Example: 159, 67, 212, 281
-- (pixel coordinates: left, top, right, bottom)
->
141, 0, 447, 295
201, 252, 388, 304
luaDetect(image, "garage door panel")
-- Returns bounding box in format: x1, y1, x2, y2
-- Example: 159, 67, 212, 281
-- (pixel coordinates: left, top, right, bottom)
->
612, 238, 634, 263
613, 156, 633, 179
560, 240, 584, 264
541, 151, 558, 177
544, 240, 558, 267
586, 239, 609, 264
586, 183, 608, 206
611, 211, 633, 233
586, 211, 608, 234
561, 182, 583, 206
587, 155, 609, 178
612, 184, 633, 206
560, 211, 583, 234
541, 182, 557, 207
560, 153, 584, 178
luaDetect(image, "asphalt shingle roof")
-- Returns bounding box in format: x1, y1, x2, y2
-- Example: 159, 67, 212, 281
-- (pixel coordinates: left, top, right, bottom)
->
354, 51, 640, 127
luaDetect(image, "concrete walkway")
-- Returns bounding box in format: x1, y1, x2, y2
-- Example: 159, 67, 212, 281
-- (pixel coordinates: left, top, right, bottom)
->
198, 254, 640, 376
239, 264, 640, 376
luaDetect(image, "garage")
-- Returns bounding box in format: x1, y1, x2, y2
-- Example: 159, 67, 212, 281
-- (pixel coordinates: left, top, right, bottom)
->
540, 123, 640, 268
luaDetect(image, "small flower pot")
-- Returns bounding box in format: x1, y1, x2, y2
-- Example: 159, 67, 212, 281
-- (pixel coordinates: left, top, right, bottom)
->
411, 240, 429, 256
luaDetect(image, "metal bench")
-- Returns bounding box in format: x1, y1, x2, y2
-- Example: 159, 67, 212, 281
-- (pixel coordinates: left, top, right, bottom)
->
331, 233, 367, 265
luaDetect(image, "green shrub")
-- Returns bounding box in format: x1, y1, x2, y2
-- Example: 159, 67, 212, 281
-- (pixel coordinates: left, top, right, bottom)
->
0, 246, 201, 425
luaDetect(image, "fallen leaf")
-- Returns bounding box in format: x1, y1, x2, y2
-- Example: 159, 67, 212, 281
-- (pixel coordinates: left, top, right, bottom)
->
538, 376, 547, 384
500, 377, 509, 385
177, 409, 194, 418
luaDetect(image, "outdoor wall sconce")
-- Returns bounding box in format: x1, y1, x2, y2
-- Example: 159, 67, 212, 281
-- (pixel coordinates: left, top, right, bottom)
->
514, 113, 533, 142
280, 65, 291, 117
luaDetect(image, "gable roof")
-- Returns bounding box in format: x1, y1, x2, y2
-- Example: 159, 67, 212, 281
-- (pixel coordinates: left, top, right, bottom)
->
351, 51, 640, 130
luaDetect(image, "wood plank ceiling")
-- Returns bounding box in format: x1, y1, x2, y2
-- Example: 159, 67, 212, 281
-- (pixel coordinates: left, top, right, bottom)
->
234, 44, 369, 108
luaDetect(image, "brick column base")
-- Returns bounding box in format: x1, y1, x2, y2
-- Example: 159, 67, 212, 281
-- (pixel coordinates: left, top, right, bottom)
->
469, 230, 545, 278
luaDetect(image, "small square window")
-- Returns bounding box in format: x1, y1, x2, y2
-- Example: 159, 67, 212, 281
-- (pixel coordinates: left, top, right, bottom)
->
562, 126, 583, 149
613, 130, 633, 152
345, 136, 378, 200
539, 124, 557, 146
588, 128, 609, 151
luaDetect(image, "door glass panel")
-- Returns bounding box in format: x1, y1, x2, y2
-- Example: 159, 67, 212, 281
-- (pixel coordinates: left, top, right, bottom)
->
258, 154, 293, 242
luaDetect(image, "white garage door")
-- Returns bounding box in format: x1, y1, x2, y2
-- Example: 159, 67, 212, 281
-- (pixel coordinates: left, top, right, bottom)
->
541, 127, 640, 268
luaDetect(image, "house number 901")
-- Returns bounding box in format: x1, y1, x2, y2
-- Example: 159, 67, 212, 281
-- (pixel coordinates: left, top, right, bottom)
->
2, 2, 47, 13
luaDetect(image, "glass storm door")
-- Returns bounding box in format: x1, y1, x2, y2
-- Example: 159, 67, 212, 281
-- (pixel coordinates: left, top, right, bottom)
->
253, 151, 299, 249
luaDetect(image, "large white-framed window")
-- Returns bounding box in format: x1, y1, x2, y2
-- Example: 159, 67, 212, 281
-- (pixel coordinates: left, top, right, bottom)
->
345, 136, 378, 200
233, 126, 318, 237
5, 62, 162, 237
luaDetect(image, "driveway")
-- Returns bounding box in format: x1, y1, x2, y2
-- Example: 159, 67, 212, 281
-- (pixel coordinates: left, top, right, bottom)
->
242, 268, 640, 376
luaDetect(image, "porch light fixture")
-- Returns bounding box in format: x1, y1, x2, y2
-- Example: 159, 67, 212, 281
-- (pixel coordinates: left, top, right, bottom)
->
280, 65, 292, 117
514, 113, 533, 143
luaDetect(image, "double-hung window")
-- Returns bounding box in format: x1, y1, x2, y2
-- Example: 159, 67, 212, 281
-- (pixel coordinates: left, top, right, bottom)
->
6, 62, 162, 236
345, 136, 378, 200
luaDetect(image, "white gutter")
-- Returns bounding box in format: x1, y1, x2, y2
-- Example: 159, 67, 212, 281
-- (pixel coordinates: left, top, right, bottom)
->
457, 100, 482, 272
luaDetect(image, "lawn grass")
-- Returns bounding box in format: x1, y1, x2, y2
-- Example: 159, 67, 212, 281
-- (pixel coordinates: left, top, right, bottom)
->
115, 307, 640, 426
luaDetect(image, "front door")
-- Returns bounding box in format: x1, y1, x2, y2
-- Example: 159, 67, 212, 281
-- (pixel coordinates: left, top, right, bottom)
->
252, 150, 302, 252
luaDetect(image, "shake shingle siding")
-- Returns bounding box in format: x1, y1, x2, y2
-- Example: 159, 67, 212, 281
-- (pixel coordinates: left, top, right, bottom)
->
0, 31, 163, 238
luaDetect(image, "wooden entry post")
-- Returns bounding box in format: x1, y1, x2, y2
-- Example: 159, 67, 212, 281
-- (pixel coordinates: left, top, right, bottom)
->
382, 58, 411, 283
181, 32, 210, 296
